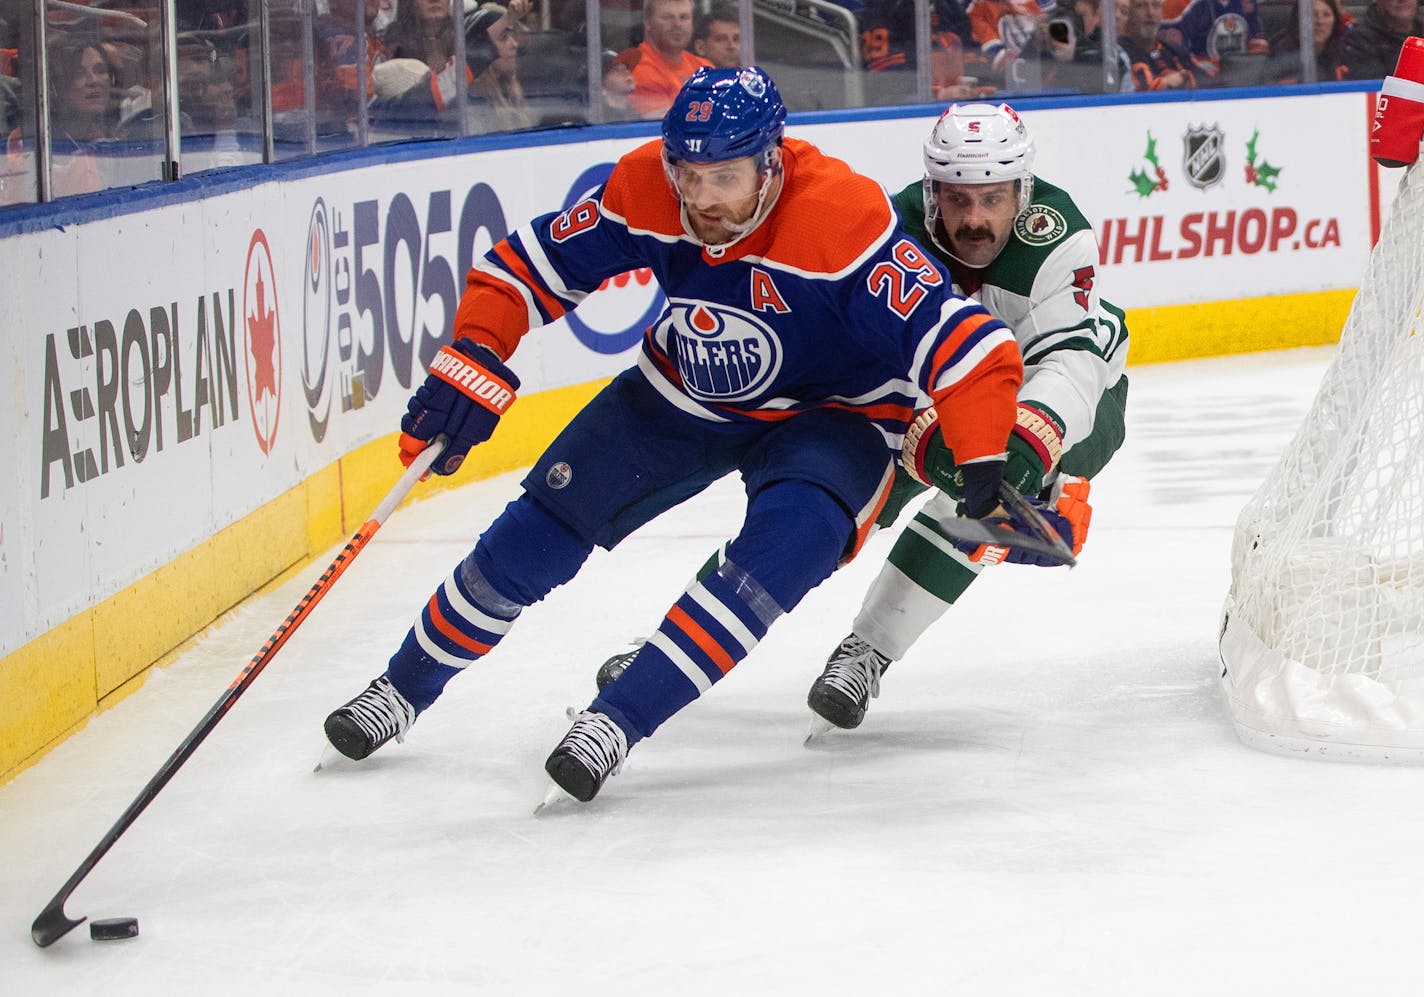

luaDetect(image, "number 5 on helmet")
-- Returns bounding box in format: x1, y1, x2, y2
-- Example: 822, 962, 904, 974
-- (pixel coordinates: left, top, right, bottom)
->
399, 339, 520, 478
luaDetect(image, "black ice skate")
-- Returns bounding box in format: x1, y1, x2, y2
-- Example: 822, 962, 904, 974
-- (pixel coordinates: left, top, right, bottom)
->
806, 634, 892, 731
544, 709, 628, 802
323, 675, 419, 761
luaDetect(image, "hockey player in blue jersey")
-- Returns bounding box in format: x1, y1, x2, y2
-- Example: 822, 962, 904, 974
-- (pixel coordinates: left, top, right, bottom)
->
322, 66, 1027, 803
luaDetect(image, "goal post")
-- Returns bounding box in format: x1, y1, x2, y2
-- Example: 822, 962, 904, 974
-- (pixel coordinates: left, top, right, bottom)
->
1219, 156, 1424, 762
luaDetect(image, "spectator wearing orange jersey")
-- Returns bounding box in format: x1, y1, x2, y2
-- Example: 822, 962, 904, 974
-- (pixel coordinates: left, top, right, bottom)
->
615, 0, 712, 119
1, 5, 22, 142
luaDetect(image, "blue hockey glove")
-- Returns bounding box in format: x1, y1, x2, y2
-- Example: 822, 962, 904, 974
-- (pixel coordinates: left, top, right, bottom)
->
399, 339, 519, 477
957, 458, 1006, 519
956, 477, 1092, 567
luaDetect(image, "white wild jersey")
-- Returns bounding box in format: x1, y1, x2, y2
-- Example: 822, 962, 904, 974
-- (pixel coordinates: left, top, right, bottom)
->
892, 177, 1129, 454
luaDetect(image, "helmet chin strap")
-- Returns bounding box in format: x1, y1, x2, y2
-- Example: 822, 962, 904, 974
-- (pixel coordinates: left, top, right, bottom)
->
683, 169, 784, 258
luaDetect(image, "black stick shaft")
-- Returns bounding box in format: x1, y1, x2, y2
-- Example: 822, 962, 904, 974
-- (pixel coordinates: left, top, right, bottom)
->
31, 444, 442, 947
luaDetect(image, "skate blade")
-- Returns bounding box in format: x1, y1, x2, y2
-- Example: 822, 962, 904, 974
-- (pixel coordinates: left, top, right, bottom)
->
532, 780, 569, 816
313, 740, 355, 773
803, 714, 837, 746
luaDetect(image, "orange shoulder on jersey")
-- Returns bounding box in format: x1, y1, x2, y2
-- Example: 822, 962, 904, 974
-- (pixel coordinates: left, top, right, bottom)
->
929, 326, 1023, 464
643, 137, 895, 273
608, 136, 896, 275
601, 139, 686, 237
451, 140, 679, 360
746, 138, 898, 274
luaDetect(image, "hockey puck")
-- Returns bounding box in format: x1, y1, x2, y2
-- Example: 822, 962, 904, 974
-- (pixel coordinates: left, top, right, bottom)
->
89, 917, 140, 941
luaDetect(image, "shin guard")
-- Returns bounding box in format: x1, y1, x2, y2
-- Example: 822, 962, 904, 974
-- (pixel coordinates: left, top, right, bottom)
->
593, 480, 853, 740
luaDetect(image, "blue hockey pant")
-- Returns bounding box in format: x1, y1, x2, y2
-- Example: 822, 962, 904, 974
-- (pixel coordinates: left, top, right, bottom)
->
384, 369, 894, 743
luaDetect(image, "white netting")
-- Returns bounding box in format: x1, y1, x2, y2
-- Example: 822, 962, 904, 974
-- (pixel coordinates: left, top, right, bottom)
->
1220, 160, 1424, 762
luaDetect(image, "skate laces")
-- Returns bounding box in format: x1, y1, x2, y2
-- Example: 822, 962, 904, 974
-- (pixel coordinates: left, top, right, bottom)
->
558, 708, 627, 779
820, 636, 890, 704
344, 677, 416, 746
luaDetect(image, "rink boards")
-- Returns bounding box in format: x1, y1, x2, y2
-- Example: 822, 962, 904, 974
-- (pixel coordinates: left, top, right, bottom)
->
0, 84, 1385, 781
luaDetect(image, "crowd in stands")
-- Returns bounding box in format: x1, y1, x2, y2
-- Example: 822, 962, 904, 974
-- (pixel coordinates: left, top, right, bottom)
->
0, 0, 1418, 205
853, 0, 1418, 91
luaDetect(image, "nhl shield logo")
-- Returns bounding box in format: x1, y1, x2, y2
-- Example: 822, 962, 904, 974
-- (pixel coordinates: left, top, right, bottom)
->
1183, 125, 1225, 191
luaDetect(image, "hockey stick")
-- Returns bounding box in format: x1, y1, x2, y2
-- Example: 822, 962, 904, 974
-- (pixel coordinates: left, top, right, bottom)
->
929, 481, 1077, 568
995, 481, 1077, 567
31, 438, 447, 948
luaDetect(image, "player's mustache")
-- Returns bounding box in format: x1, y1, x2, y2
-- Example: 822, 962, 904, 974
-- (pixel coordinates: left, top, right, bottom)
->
954, 226, 995, 242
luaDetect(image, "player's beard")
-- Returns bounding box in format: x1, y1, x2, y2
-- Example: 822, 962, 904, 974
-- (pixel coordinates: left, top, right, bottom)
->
687, 206, 747, 244
683, 173, 782, 251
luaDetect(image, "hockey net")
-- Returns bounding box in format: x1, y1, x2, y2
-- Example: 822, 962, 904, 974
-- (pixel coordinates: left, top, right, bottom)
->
1220, 159, 1424, 762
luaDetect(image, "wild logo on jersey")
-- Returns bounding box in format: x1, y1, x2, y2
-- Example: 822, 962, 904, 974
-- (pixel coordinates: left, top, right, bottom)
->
1014, 205, 1068, 246
658, 301, 783, 403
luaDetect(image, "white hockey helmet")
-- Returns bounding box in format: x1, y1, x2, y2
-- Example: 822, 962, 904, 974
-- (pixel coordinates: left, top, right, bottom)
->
922, 102, 1036, 235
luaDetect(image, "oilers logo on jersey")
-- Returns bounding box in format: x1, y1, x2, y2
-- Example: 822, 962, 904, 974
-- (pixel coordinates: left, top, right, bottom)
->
1205, 12, 1251, 59
657, 301, 783, 402
546, 461, 573, 489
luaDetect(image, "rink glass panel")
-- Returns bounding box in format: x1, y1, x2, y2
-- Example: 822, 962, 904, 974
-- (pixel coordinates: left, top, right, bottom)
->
0, 0, 1359, 206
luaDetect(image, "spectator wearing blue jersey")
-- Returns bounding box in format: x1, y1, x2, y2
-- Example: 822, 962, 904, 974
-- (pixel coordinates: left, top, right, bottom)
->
1120, 0, 1197, 89
858, 0, 987, 99
1158, 0, 1269, 83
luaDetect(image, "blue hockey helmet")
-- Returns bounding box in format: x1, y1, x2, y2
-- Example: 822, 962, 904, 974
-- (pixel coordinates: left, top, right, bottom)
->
662, 66, 787, 171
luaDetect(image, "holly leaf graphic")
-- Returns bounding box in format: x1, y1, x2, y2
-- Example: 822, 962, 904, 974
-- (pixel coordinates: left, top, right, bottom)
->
1144, 133, 1160, 168
1246, 129, 1260, 166
1129, 166, 1159, 197
1255, 159, 1282, 192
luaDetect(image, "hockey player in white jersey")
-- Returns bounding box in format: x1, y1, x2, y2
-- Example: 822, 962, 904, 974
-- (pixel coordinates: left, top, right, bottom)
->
805, 102, 1130, 733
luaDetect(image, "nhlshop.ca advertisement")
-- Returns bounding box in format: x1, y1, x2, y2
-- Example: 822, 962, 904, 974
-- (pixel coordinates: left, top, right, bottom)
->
804, 89, 1376, 311
1068, 94, 1368, 309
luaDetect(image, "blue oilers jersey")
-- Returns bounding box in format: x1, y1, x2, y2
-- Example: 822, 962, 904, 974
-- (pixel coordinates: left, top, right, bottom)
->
453, 136, 1023, 465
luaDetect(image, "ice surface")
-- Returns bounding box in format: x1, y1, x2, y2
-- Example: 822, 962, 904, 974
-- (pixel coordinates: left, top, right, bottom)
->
7, 348, 1422, 995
